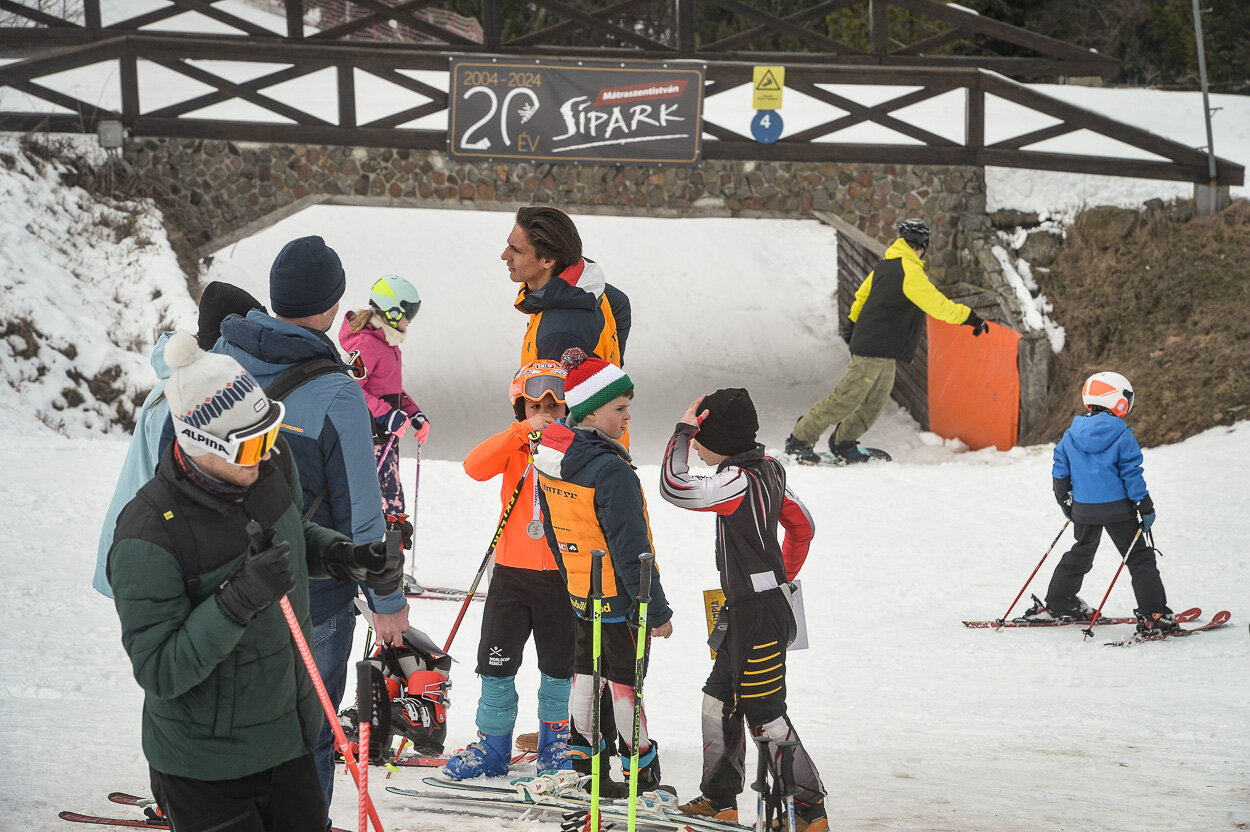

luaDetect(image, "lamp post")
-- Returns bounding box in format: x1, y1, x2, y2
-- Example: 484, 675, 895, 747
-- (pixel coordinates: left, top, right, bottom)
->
1191, 0, 1219, 215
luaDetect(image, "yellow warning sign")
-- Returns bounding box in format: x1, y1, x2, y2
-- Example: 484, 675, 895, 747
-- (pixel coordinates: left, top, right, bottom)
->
752, 65, 784, 111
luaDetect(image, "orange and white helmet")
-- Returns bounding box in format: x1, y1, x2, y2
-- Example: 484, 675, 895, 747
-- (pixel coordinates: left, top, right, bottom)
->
510, 360, 566, 406
1082, 371, 1134, 417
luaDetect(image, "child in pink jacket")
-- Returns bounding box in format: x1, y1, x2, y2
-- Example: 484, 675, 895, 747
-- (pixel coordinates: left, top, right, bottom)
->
339, 275, 429, 525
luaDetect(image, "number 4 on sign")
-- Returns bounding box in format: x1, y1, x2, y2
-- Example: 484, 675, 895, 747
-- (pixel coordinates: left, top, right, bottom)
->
751, 109, 783, 145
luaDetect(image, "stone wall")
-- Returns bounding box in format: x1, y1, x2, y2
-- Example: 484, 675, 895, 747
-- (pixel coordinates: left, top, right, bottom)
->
124, 138, 986, 284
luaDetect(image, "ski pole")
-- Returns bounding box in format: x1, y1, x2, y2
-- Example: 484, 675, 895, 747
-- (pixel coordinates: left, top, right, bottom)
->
750, 733, 771, 832
1082, 528, 1144, 640
357, 661, 371, 832
403, 437, 420, 590
775, 739, 800, 832
626, 552, 655, 832
376, 433, 398, 474
589, 548, 607, 832
245, 522, 385, 832
441, 440, 539, 653
995, 520, 1071, 627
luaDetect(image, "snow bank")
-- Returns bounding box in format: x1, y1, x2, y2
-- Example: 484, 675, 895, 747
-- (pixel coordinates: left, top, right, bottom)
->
0, 136, 195, 439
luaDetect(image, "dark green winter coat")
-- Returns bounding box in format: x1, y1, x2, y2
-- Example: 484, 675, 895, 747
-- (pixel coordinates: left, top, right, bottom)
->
108, 437, 347, 780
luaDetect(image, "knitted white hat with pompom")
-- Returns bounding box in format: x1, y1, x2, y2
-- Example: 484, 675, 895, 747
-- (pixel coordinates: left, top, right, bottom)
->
164, 331, 274, 450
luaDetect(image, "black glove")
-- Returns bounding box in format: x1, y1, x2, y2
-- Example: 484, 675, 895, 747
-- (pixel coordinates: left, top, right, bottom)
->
218, 526, 294, 624
1053, 477, 1073, 520
1136, 496, 1155, 534
840, 319, 855, 343
964, 310, 989, 337
326, 531, 405, 596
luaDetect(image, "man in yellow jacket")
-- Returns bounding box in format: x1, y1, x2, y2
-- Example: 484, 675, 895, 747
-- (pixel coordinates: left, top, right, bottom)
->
786, 219, 990, 464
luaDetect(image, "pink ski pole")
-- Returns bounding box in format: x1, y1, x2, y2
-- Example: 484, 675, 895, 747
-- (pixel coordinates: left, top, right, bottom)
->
995, 521, 1070, 627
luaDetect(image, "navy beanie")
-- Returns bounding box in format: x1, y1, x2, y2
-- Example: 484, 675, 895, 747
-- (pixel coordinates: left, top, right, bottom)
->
269, 235, 346, 318
697, 388, 759, 457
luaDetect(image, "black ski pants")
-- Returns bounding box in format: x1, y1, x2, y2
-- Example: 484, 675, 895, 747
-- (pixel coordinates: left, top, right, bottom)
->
150, 753, 325, 832
1046, 518, 1169, 615
699, 590, 825, 808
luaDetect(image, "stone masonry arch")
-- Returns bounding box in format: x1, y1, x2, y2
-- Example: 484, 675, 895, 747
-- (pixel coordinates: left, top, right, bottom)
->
126, 138, 985, 286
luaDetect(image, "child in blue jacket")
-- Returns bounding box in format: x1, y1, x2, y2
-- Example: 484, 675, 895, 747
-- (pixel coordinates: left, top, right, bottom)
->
1045, 372, 1174, 634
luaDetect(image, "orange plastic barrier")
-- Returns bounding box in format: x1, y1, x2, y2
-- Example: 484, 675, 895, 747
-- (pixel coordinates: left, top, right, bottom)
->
926, 318, 1021, 451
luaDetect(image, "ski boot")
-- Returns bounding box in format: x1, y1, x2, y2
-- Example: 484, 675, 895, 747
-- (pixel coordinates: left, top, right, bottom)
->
571, 746, 629, 799
1135, 610, 1179, 636
1045, 595, 1094, 622
828, 434, 872, 464
620, 740, 661, 792
678, 794, 738, 822
1019, 594, 1056, 622
536, 719, 572, 772
443, 732, 512, 780
781, 799, 829, 832
784, 434, 821, 465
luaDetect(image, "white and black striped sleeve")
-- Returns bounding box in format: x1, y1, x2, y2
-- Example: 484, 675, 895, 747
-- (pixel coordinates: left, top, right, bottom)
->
659, 424, 748, 515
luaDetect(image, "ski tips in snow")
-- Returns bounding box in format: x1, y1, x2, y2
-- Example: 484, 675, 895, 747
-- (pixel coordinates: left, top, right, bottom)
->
1103, 610, 1231, 646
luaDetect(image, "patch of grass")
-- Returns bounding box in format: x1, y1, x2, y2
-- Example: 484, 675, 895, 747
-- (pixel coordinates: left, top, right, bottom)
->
1025, 200, 1250, 447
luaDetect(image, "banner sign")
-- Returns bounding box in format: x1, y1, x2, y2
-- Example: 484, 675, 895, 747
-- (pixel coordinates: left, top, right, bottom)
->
448, 59, 704, 165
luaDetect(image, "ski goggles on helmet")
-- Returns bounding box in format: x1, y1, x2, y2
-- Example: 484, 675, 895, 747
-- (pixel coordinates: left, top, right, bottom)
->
172, 400, 286, 467
510, 360, 566, 404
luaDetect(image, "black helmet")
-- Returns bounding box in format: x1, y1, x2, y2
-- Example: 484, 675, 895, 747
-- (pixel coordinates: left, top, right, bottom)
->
898, 218, 930, 250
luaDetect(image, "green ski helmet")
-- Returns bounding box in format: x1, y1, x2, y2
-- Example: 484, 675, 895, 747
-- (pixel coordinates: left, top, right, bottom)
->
370, 275, 421, 329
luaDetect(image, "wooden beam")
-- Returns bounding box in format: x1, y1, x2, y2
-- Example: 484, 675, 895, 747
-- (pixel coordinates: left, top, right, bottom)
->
976, 147, 1243, 186
0, 37, 123, 85
784, 83, 957, 143
132, 115, 448, 149
700, 119, 752, 142
965, 81, 982, 149
359, 99, 445, 129
675, 0, 695, 55
143, 62, 327, 118
981, 73, 1209, 165
507, 0, 655, 48
525, 0, 672, 51
987, 121, 1075, 151
0, 0, 79, 28
285, 0, 303, 40
700, 0, 861, 53
333, 0, 479, 47
84, 0, 102, 29
337, 64, 355, 128
889, 0, 1114, 65
870, 0, 889, 55
891, 26, 965, 56
701, 0, 861, 54
793, 81, 959, 146
150, 57, 333, 125
9, 80, 117, 120
481, 0, 501, 50
356, 66, 446, 104
160, 0, 278, 37
106, 1, 228, 31
119, 53, 139, 122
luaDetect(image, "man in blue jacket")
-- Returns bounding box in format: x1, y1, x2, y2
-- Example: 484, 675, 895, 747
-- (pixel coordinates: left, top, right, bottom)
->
215, 236, 410, 821
1045, 371, 1174, 635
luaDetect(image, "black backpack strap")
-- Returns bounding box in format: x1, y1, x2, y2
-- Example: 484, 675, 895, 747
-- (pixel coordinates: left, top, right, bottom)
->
264, 358, 349, 521
264, 357, 348, 401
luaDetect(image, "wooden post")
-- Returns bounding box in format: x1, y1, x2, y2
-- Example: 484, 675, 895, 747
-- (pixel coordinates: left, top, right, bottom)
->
84, 0, 102, 29
676, 0, 695, 55
285, 0, 304, 40
482, 0, 502, 50
337, 65, 356, 129
870, 0, 889, 55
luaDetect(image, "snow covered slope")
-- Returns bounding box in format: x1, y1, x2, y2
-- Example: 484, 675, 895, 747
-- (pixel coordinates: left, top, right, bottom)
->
3, 421, 1246, 831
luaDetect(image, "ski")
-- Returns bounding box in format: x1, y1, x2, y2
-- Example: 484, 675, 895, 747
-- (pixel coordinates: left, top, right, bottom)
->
387, 785, 745, 832
106, 795, 154, 808
816, 448, 891, 466
413, 776, 751, 832
392, 750, 536, 767
1105, 610, 1232, 646
59, 813, 166, 829
403, 585, 485, 603
964, 606, 1201, 629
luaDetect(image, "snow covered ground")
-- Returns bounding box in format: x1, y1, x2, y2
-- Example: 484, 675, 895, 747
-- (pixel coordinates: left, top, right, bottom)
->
1, 3, 1248, 829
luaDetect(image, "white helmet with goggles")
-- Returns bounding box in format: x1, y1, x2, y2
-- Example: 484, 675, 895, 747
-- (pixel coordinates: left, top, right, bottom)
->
370, 275, 421, 330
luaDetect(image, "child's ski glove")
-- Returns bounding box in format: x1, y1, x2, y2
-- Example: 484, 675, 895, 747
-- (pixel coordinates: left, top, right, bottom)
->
378, 409, 410, 437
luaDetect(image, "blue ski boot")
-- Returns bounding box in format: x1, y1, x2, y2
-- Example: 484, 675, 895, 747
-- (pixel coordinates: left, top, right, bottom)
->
442, 732, 512, 780
536, 719, 572, 772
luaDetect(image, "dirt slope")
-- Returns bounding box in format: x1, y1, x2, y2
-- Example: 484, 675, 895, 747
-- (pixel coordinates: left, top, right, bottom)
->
1024, 200, 1250, 447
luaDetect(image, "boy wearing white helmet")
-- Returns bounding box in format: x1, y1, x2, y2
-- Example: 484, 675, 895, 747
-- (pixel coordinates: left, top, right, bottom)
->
1042, 371, 1175, 634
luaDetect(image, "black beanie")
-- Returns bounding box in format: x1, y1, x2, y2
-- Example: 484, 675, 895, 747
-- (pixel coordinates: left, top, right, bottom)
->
269, 235, 346, 318
197, 281, 266, 349
697, 388, 759, 457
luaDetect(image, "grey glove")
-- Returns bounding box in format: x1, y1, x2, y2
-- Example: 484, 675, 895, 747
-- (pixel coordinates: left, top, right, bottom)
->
219, 526, 294, 624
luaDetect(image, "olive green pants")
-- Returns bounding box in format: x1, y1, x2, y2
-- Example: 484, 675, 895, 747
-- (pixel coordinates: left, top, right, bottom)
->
794, 355, 896, 446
